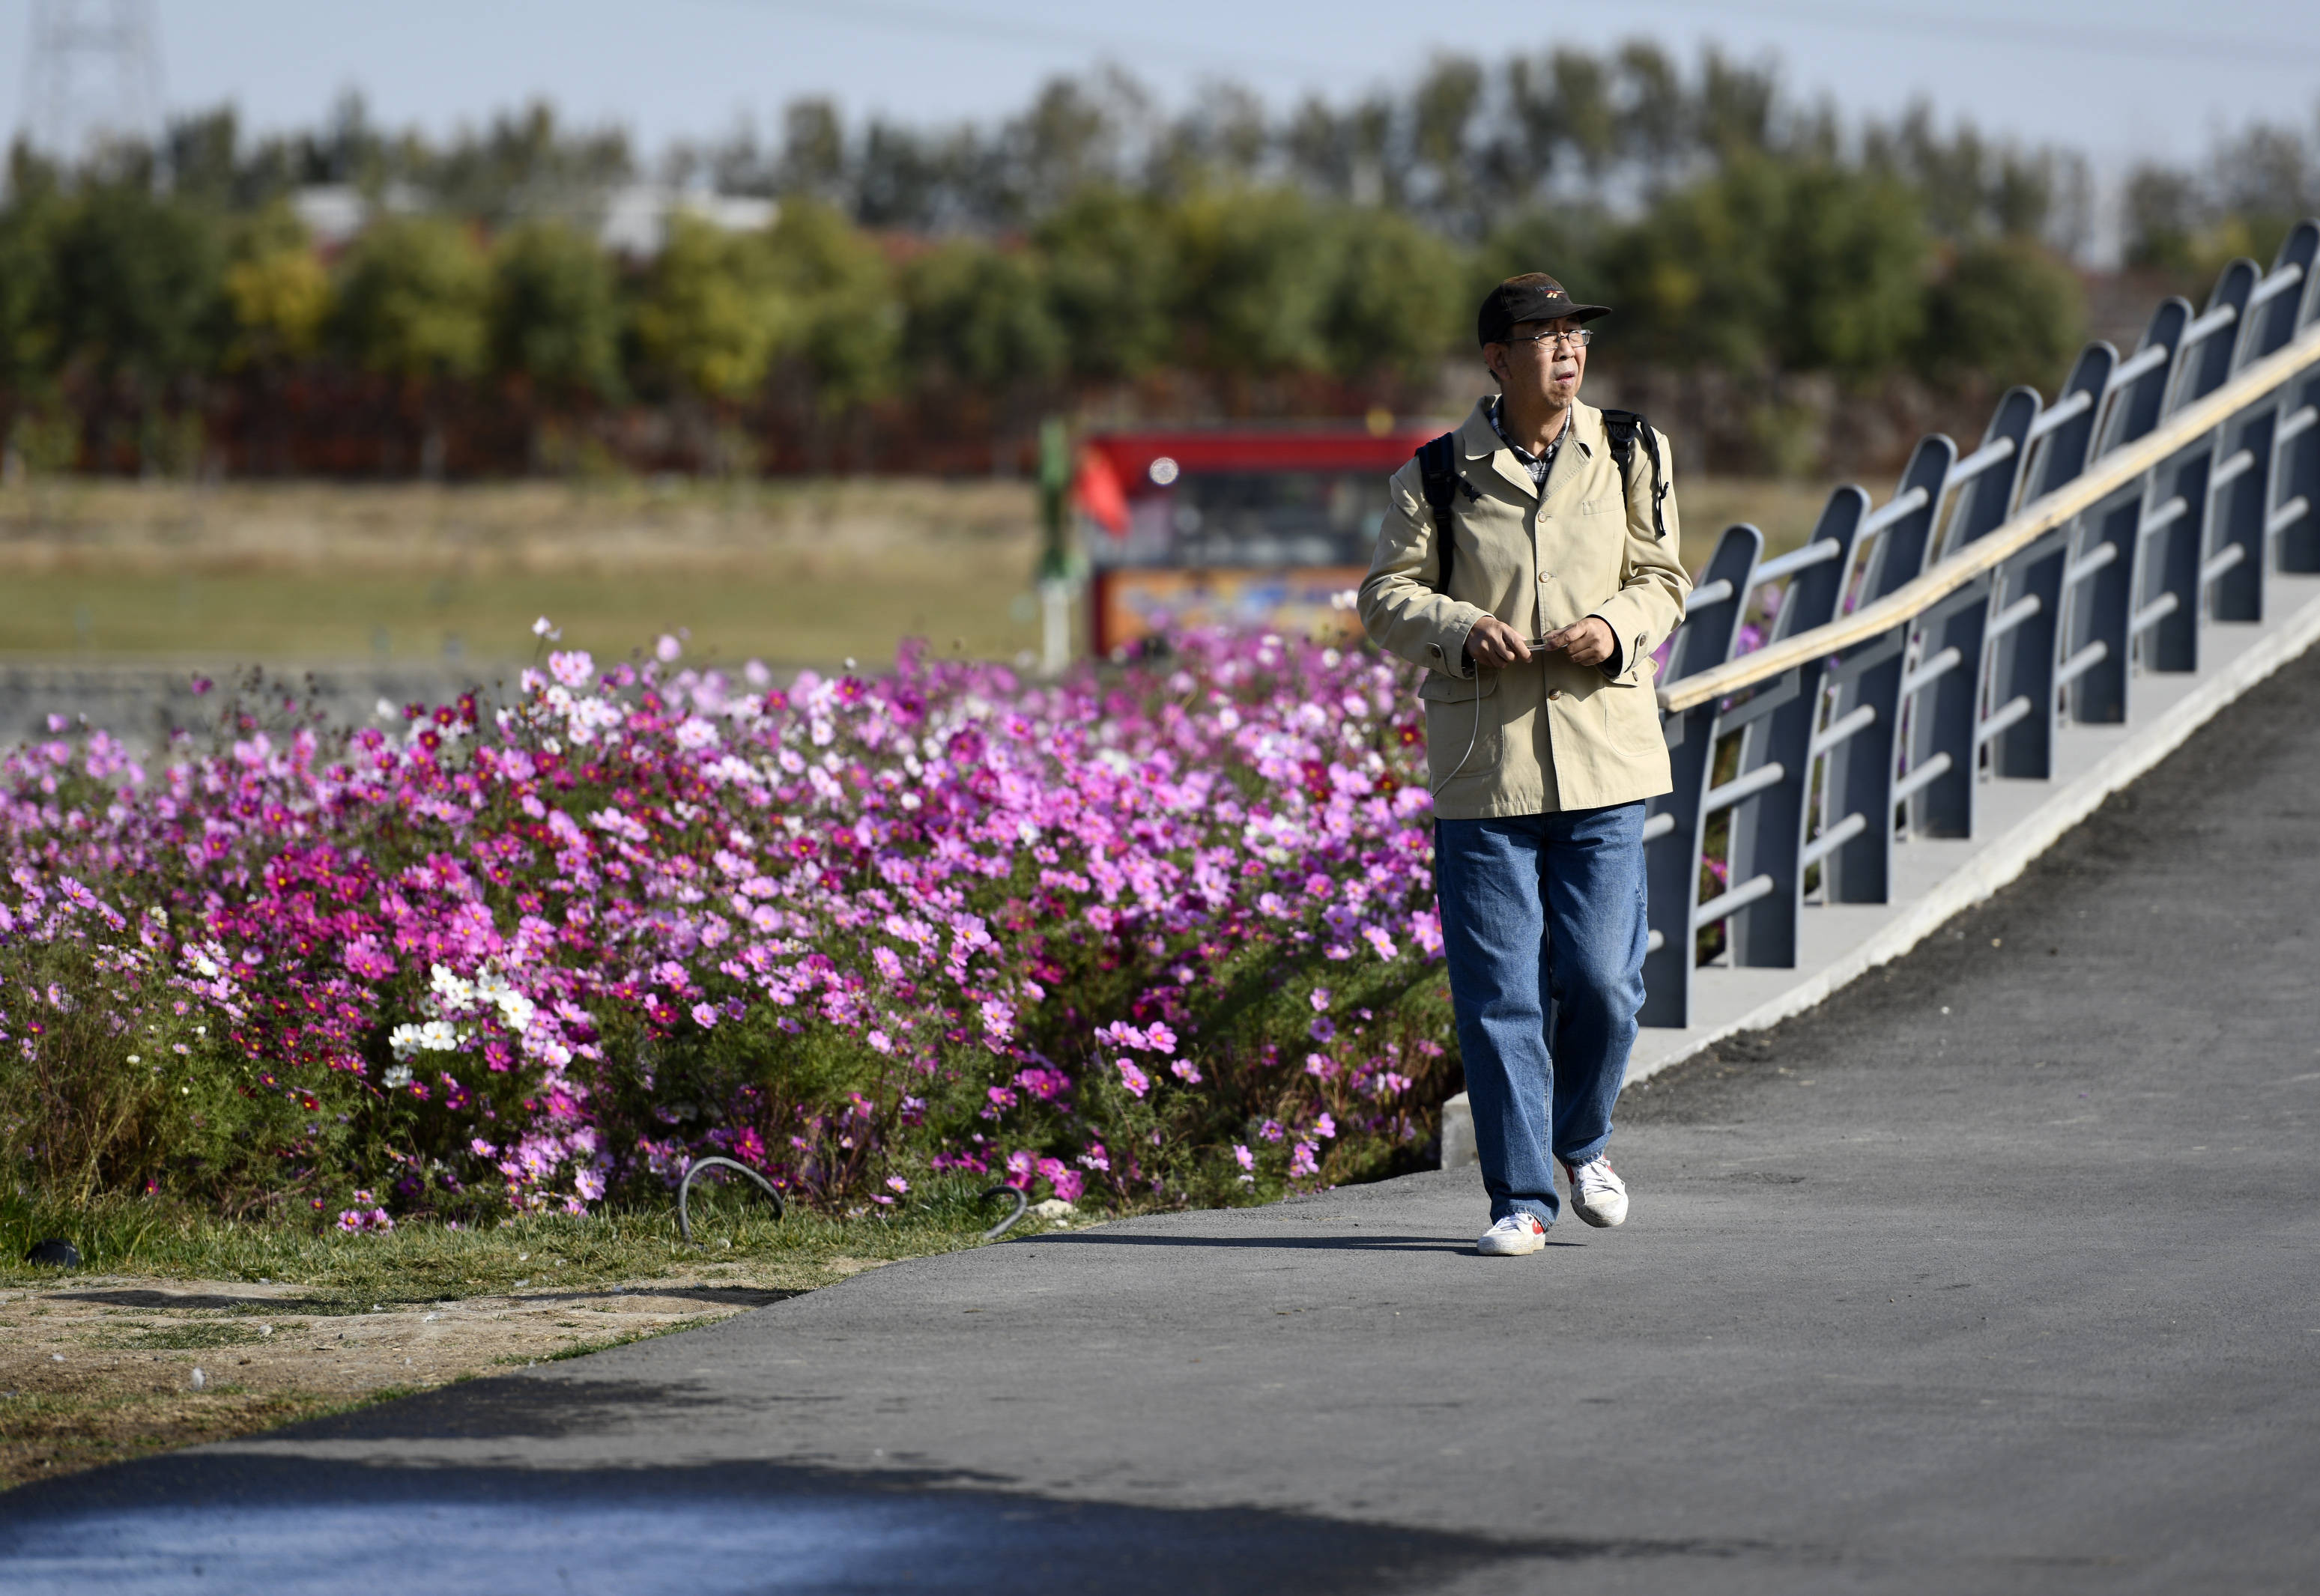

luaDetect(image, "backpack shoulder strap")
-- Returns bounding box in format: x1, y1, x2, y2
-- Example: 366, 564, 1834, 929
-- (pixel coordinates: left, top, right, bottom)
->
1598, 407, 1670, 543
1414, 431, 1468, 592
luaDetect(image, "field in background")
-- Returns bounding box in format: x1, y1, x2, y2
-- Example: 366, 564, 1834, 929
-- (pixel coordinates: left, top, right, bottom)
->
0, 476, 1834, 670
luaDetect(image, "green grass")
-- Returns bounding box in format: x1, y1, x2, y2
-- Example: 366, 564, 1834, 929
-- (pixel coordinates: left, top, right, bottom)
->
0, 475, 1829, 670
0, 565, 1053, 670
0, 1179, 1015, 1303
84, 1321, 274, 1350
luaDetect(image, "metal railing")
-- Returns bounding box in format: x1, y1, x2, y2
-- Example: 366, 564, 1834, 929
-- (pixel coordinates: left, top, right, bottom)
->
1639, 218, 2320, 1028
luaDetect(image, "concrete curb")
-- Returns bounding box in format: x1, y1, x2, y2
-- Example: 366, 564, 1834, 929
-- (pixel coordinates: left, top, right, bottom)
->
1439, 581, 2320, 1170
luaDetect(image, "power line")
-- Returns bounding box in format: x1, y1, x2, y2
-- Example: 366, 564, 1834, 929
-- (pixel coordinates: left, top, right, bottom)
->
1620, 0, 2320, 71
703, 0, 1318, 79
723, 0, 2320, 78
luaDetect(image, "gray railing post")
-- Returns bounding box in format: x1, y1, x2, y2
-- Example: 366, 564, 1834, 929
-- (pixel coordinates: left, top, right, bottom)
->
1987, 343, 2114, 779
2207, 234, 2313, 622
1641, 524, 1760, 1029
2141, 261, 2259, 673
2067, 298, 2190, 723
1821, 435, 1951, 903
1630, 216, 2320, 1039
1725, 488, 1868, 968
2266, 222, 2320, 574
1905, 389, 2037, 837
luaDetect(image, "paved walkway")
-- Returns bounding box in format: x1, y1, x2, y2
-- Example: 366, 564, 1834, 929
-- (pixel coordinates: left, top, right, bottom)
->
7, 648, 2320, 1595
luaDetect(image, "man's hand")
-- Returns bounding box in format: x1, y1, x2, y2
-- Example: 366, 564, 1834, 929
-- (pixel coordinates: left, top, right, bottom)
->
1542, 616, 1617, 669
1465, 616, 1533, 670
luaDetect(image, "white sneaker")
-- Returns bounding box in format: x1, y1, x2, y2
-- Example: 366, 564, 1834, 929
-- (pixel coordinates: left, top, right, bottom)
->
1562, 1156, 1629, 1228
1476, 1213, 1548, 1255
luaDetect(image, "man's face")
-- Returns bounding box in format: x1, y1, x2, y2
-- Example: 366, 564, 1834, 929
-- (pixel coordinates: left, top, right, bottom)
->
1485, 317, 1587, 407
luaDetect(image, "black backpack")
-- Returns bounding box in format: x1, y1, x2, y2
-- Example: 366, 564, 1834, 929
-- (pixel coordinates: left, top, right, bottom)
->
1414, 408, 1669, 593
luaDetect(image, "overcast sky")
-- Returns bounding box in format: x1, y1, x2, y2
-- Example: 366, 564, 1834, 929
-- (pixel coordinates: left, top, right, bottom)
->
0, 0, 2313, 174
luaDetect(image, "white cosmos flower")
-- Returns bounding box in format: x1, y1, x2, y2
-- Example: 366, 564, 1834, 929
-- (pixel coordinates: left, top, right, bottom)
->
389, 1024, 424, 1061
429, 964, 477, 1011
417, 1019, 461, 1051
383, 1064, 414, 1089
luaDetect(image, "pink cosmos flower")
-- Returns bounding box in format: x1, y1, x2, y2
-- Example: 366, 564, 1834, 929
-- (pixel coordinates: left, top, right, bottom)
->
1314, 1113, 1337, 1139
691, 1002, 718, 1028
1050, 1168, 1085, 1204
1233, 1143, 1255, 1171
1115, 1060, 1151, 1097
1005, 1149, 1037, 1189
1289, 1141, 1320, 1178
548, 650, 594, 688
1309, 989, 1332, 1012
1169, 1058, 1202, 1084
885, 1174, 909, 1193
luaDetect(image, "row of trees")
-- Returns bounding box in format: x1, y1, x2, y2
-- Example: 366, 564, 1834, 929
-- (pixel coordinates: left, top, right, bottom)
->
4, 46, 2307, 477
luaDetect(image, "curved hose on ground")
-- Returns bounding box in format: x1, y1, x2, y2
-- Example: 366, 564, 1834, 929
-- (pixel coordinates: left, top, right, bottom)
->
676, 1156, 785, 1245
978, 1186, 1029, 1240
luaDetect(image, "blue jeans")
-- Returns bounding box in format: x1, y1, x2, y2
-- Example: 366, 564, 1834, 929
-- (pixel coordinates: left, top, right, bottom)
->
1435, 803, 1648, 1226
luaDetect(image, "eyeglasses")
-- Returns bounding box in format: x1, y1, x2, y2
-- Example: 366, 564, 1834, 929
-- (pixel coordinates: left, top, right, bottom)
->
1507, 328, 1593, 351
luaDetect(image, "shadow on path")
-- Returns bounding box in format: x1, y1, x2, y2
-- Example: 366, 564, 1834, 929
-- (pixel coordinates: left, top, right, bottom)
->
0, 1449, 1749, 1596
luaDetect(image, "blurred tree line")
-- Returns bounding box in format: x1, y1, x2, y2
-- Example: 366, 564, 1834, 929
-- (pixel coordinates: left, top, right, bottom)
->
0, 42, 2278, 480
2124, 112, 2320, 287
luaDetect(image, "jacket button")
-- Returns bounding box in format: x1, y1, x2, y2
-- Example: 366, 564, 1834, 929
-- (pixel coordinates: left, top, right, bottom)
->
1538, 571, 1550, 583
1547, 689, 1563, 702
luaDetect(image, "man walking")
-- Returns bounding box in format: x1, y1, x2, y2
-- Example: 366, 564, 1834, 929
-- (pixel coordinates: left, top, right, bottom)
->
1358, 274, 1691, 1256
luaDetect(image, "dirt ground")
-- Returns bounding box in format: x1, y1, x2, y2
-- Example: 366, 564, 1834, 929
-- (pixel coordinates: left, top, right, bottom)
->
0, 1257, 896, 1489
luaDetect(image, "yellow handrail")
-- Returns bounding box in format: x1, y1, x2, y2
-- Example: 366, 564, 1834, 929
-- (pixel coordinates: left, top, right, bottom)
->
1657, 325, 2320, 714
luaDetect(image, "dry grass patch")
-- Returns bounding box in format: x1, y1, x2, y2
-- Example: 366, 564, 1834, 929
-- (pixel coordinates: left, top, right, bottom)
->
0, 1186, 1022, 1490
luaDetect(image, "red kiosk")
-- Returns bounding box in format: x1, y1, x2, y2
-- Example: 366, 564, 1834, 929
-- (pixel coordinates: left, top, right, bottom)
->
1074, 424, 1443, 658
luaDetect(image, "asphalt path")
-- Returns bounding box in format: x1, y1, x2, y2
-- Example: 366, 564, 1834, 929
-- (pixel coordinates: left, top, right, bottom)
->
7, 646, 2320, 1594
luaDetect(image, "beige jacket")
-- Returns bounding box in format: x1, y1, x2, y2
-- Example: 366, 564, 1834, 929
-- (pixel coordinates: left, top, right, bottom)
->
1359, 397, 1691, 819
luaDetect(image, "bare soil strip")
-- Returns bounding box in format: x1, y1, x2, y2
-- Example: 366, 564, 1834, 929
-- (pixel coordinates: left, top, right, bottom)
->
0, 1259, 894, 1488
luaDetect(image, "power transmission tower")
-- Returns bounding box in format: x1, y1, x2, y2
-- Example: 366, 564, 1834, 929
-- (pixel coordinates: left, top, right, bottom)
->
22, 0, 164, 160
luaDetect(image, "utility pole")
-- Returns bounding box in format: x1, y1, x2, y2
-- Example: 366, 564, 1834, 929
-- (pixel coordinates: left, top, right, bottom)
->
1035, 416, 1083, 676
22, 0, 163, 161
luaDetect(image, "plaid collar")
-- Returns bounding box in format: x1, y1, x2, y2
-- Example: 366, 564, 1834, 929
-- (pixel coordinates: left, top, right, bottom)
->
1487, 395, 1571, 486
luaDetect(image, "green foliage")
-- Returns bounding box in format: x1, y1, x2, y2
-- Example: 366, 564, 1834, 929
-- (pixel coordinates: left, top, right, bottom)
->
46, 183, 228, 391
0, 932, 359, 1215
630, 213, 785, 401
1605, 157, 1929, 378
222, 204, 330, 368
488, 219, 622, 398
1321, 207, 1466, 381
901, 240, 1064, 392
1918, 238, 2086, 390
330, 214, 490, 383
760, 198, 897, 411
1035, 187, 1177, 380
0, 45, 2220, 468
1171, 188, 1335, 376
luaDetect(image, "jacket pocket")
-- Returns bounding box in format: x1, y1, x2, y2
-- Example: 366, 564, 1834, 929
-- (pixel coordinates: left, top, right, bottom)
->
1420, 670, 1501, 787
1596, 676, 1665, 757
1417, 670, 1500, 703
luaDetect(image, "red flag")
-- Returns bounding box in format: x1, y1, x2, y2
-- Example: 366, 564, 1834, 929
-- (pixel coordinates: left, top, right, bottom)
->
1073, 446, 1130, 536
